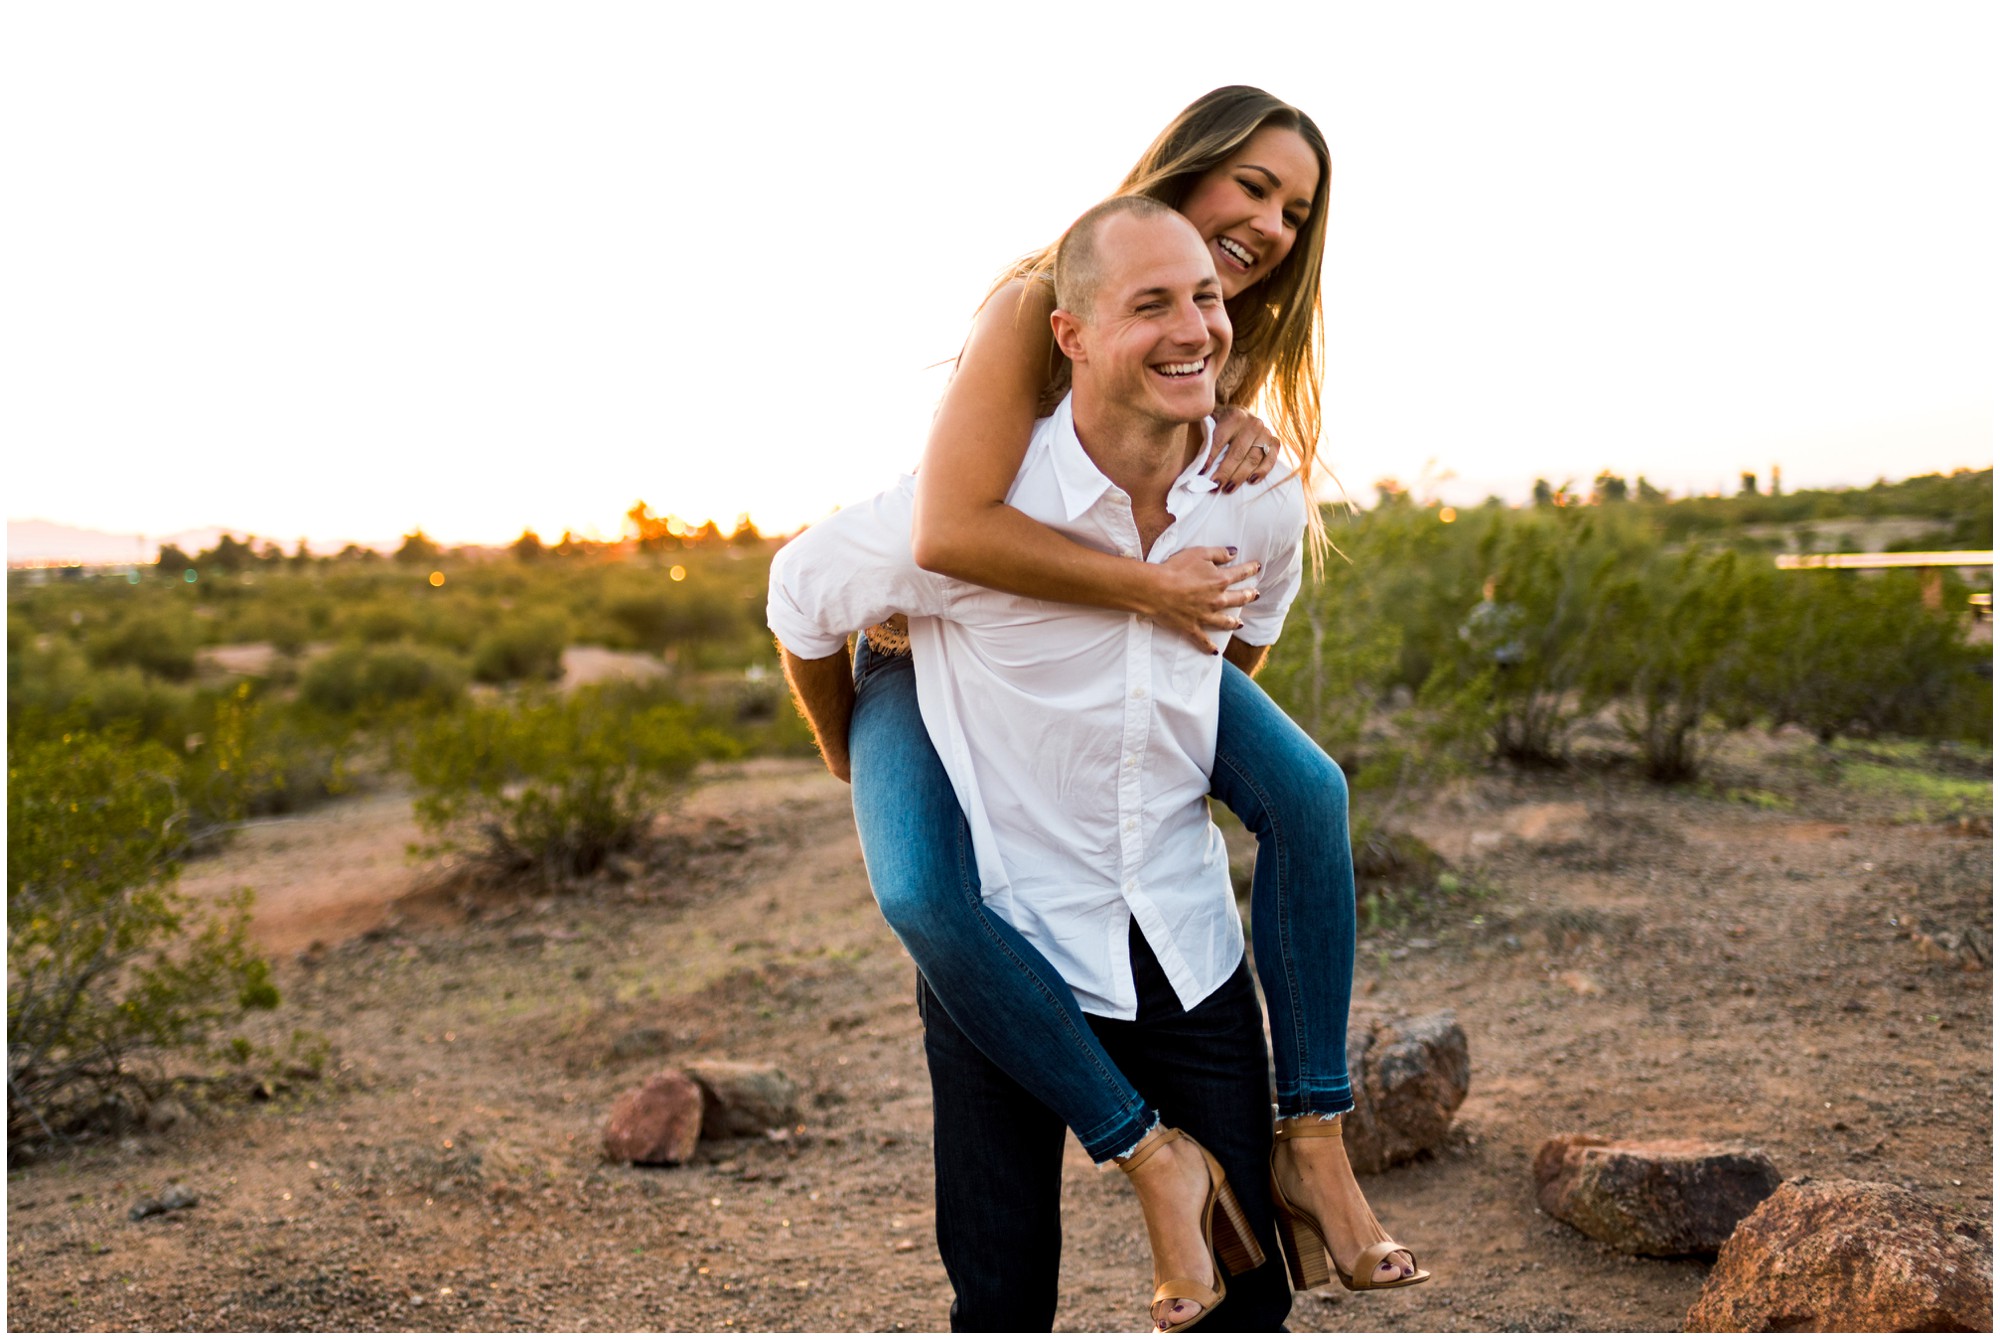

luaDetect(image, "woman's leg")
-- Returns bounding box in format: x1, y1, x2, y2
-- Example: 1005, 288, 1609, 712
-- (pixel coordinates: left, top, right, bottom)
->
1209, 662, 1421, 1286
847, 640, 1154, 1164
1209, 660, 1356, 1118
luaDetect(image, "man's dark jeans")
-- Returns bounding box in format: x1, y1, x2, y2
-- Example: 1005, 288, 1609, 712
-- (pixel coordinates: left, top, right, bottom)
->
918, 925, 1291, 1332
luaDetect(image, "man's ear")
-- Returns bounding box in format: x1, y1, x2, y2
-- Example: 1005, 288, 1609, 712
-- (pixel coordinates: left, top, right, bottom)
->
1050, 308, 1089, 364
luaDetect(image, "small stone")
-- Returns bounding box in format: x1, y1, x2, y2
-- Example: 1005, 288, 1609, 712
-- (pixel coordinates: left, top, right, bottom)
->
603, 1069, 705, 1165
1685, 1177, 1992, 1332
128, 1183, 199, 1221
687, 1061, 800, 1140
1341, 1010, 1470, 1173
1534, 1135, 1781, 1256
893, 1239, 917, 1253
1555, 970, 1601, 997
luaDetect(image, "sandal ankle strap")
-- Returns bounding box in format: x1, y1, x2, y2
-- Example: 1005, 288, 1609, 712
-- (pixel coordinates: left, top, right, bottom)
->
1273, 1115, 1347, 1142
1118, 1124, 1182, 1173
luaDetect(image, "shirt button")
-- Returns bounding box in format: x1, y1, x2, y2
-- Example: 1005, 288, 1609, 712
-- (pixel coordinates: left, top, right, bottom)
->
1124, 755, 1137, 769
1121, 547, 1137, 558
1124, 818, 1137, 832
1124, 879, 1136, 892
1130, 687, 1146, 701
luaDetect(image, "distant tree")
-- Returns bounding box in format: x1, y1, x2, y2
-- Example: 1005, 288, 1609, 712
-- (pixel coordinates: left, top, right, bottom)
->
394, 530, 442, 566
1531, 478, 1556, 508
1591, 472, 1629, 504
336, 543, 380, 563
1739, 471, 1760, 498
199, 534, 256, 573
257, 541, 285, 567
687, 520, 726, 547
728, 514, 762, 545
1635, 476, 1667, 504
1373, 478, 1411, 510
289, 539, 313, 570
626, 501, 674, 552
510, 529, 545, 562
156, 543, 193, 574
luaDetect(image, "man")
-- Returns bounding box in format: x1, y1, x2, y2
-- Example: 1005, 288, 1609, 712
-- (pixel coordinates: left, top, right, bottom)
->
767, 196, 1305, 1331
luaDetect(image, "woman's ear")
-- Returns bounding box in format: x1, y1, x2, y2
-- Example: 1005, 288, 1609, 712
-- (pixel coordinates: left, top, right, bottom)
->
1049, 308, 1089, 364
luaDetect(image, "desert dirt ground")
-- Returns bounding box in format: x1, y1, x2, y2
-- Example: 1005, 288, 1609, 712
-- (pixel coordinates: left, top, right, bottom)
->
6, 736, 1992, 1333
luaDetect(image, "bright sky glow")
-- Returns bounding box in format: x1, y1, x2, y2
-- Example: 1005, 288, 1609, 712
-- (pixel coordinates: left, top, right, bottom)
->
3, 1, 1991, 548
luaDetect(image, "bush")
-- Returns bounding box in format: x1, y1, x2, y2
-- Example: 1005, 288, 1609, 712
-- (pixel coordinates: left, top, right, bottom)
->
407, 685, 740, 884
8, 733, 278, 1151
470, 616, 568, 685
299, 642, 468, 718
1587, 548, 1760, 781
86, 611, 199, 682
183, 684, 353, 831
1744, 570, 1989, 744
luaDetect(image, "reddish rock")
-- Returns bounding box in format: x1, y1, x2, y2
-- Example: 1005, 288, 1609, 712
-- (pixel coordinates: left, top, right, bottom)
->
1534, 1134, 1781, 1256
687, 1060, 800, 1139
1342, 1010, 1470, 1173
1685, 1177, 1992, 1333
602, 1069, 704, 1165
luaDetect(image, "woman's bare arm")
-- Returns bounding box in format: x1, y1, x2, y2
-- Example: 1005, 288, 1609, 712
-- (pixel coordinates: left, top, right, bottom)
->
910, 281, 1259, 651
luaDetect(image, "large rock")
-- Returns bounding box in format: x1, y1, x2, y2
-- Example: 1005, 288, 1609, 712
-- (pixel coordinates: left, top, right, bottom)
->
687, 1060, 800, 1139
1685, 1177, 1992, 1333
1533, 1134, 1782, 1256
1342, 1010, 1470, 1173
603, 1069, 705, 1165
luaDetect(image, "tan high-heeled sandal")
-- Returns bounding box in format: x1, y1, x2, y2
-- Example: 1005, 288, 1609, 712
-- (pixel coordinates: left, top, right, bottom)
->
1119, 1125, 1266, 1332
1269, 1115, 1430, 1293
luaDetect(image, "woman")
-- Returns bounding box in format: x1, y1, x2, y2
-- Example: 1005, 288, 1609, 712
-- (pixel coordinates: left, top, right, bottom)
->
848, 87, 1425, 1330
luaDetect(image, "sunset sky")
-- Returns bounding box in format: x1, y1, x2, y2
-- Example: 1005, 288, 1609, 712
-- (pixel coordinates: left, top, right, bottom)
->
4, 2, 1991, 550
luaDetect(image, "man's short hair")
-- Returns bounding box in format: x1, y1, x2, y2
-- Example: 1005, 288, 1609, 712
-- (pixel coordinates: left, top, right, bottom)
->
1053, 194, 1183, 321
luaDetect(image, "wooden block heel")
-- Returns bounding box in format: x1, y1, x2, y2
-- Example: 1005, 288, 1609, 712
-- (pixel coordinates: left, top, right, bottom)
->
1208, 1173, 1266, 1276
1270, 1188, 1332, 1290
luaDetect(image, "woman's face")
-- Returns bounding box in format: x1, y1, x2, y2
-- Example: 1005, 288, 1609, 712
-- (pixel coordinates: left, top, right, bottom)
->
1176, 124, 1321, 300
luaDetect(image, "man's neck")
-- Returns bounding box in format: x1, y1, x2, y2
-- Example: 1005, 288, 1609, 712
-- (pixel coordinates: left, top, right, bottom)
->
1070, 390, 1205, 554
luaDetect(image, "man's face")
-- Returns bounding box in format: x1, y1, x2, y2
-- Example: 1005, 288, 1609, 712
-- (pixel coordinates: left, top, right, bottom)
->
1062, 213, 1232, 428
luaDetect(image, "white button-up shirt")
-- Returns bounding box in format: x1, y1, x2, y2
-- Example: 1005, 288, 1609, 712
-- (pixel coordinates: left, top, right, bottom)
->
768, 396, 1306, 1019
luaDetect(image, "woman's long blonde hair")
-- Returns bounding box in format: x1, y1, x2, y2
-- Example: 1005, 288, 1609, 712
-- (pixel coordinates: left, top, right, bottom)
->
996, 85, 1334, 559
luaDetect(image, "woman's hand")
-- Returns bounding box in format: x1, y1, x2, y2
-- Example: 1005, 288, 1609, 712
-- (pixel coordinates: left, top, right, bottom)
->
1203, 406, 1283, 494
1141, 547, 1263, 653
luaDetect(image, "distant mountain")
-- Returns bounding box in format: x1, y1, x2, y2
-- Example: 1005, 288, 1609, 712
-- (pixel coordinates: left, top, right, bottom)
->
6, 519, 242, 567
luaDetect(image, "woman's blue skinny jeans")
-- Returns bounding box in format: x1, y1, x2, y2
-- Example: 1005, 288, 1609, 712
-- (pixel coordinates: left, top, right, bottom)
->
848, 639, 1356, 1164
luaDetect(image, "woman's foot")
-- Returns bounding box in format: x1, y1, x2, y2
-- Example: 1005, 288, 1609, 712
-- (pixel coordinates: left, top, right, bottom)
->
1118, 1127, 1226, 1330
1271, 1117, 1419, 1287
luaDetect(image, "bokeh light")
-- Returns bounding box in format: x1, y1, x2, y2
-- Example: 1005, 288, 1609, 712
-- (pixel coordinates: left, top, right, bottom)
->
1439, 506, 1458, 523
428, 571, 446, 587
669, 565, 687, 582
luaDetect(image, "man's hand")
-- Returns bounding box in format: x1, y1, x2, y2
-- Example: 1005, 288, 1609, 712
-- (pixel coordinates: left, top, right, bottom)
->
1141, 547, 1262, 653
778, 643, 856, 783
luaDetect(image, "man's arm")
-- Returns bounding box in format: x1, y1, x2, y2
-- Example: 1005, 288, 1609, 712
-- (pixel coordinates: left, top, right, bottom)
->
780, 642, 856, 783
1222, 638, 1268, 678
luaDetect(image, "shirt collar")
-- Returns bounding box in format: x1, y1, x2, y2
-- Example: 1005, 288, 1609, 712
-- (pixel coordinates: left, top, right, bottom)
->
1047, 395, 1218, 522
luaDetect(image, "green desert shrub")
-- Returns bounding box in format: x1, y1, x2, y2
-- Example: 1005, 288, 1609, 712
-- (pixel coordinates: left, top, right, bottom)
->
469, 616, 568, 685
86, 610, 199, 682
407, 684, 740, 884
1586, 548, 1761, 781
182, 684, 353, 831
8, 733, 278, 1151
299, 642, 468, 718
